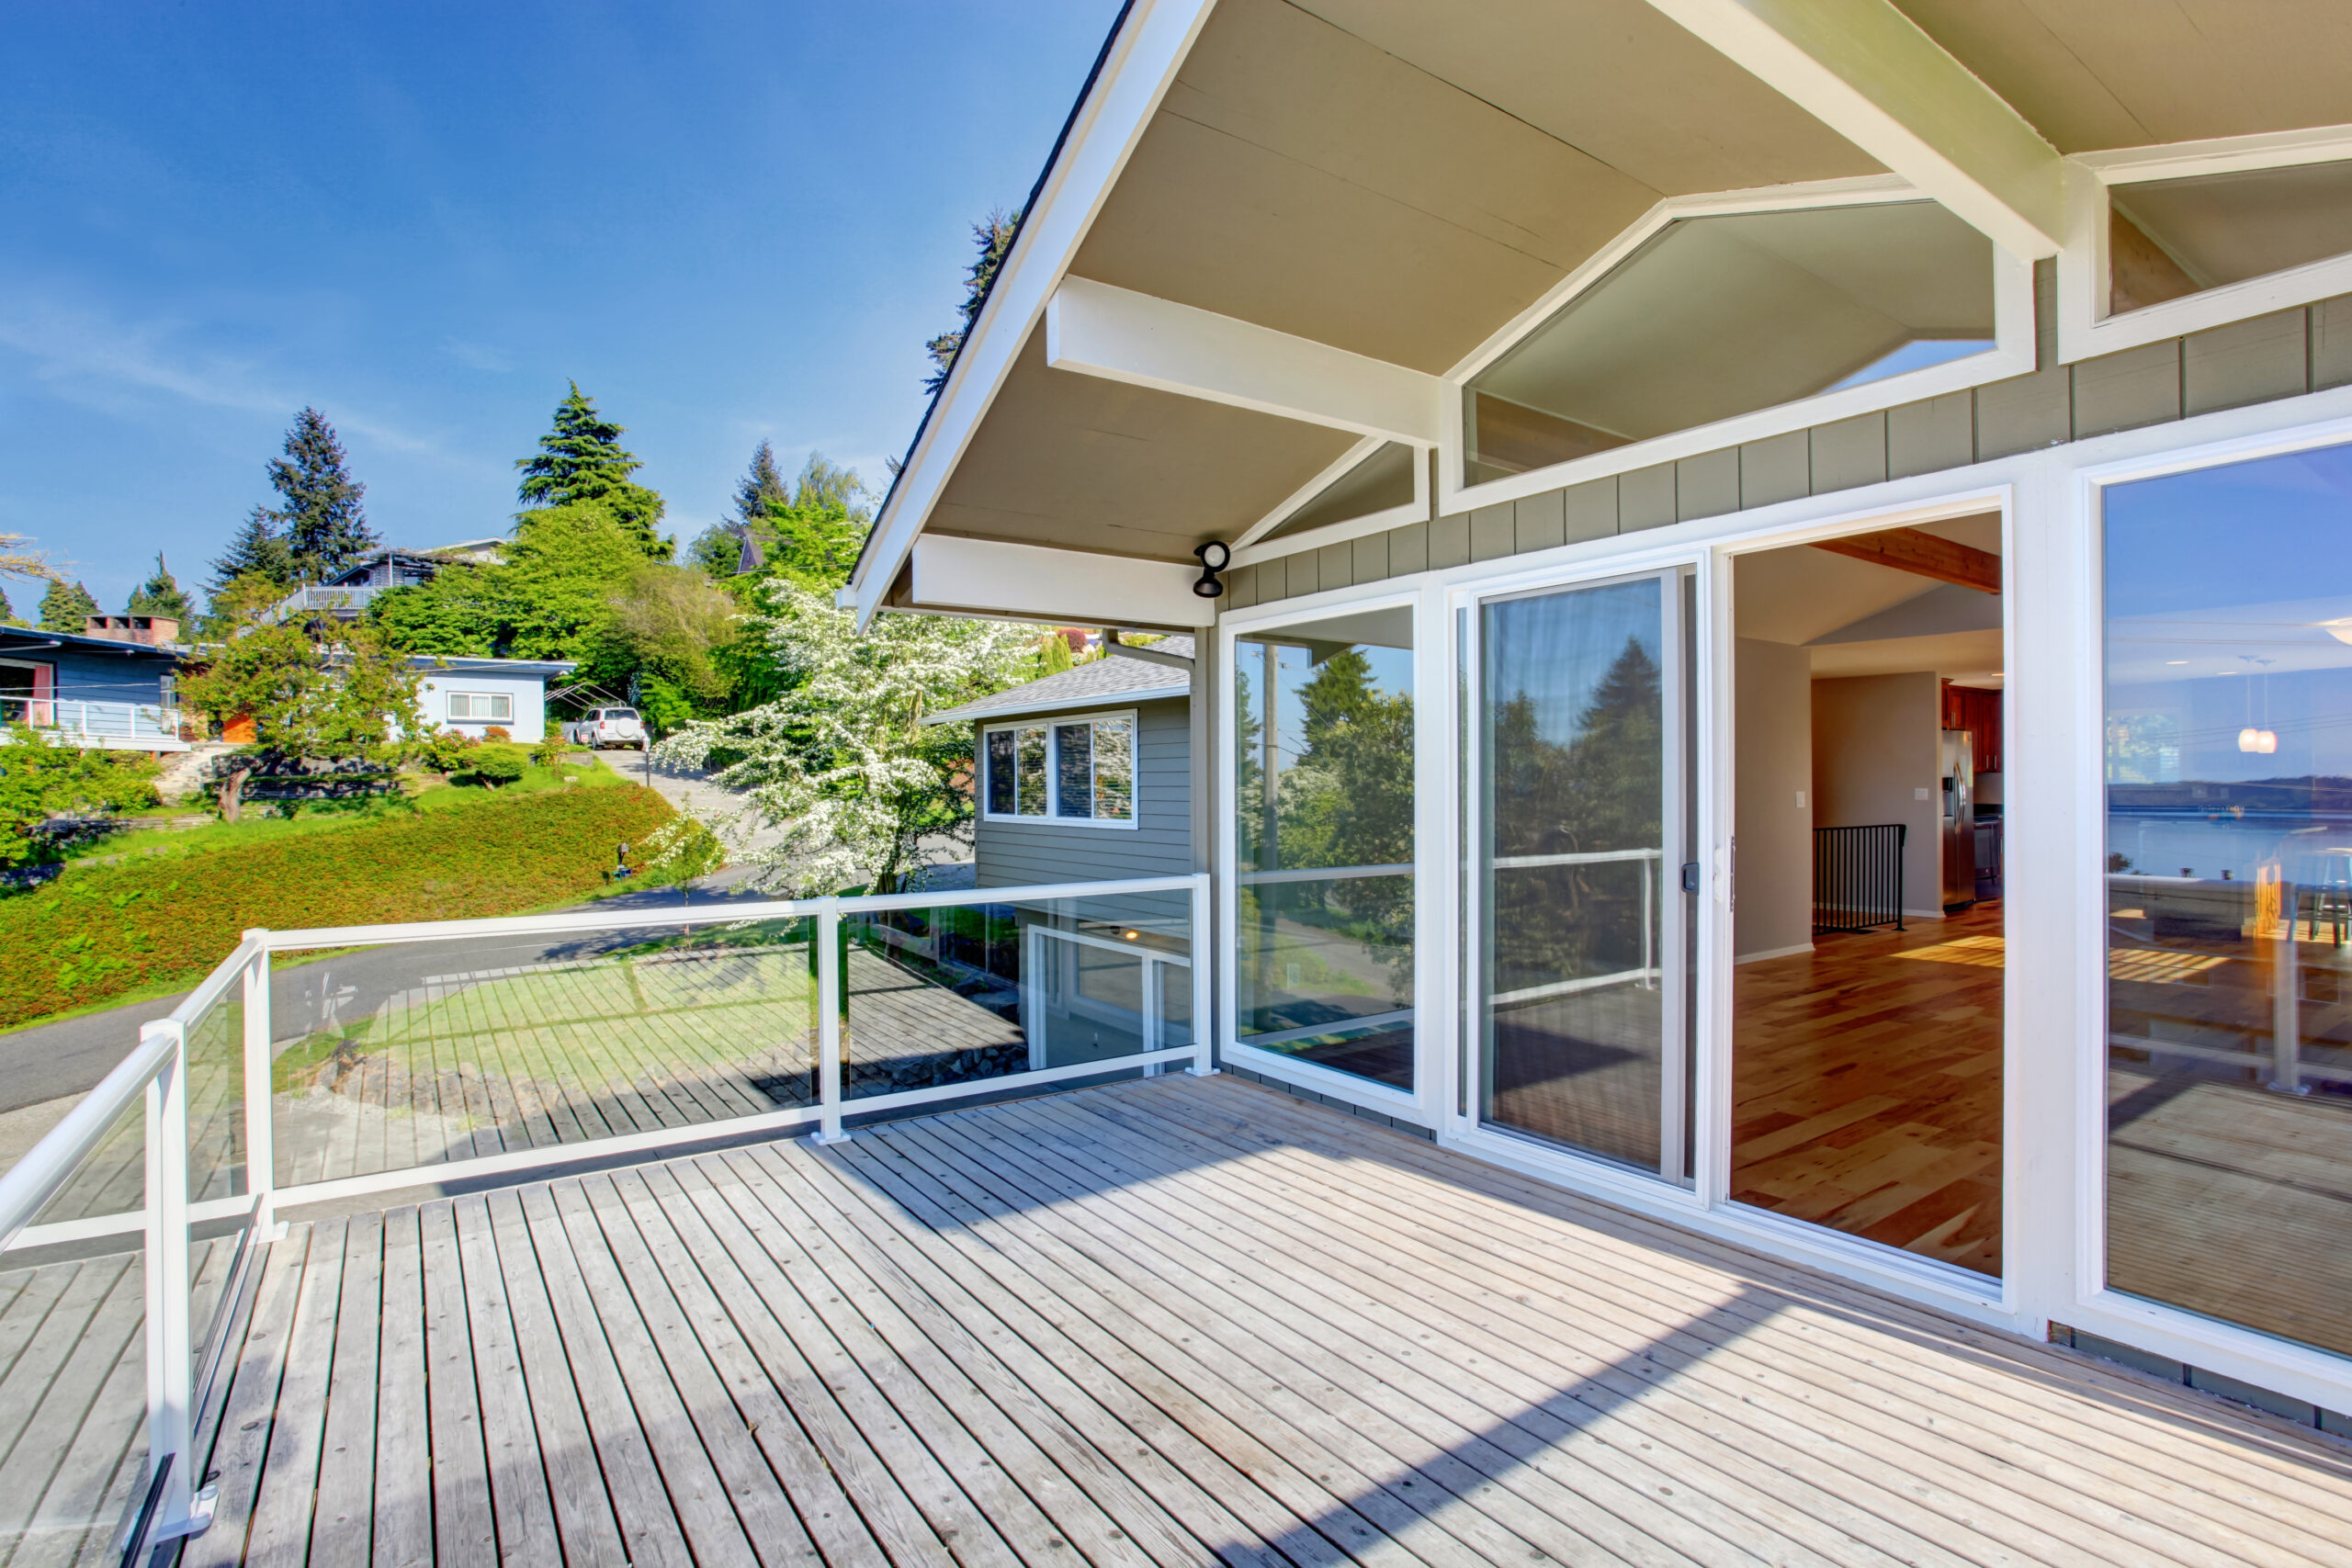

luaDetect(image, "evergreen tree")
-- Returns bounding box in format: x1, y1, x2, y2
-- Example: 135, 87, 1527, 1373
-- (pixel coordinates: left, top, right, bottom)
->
687, 525, 745, 578
126, 554, 193, 621
266, 408, 377, 582
209, 507, 295, 593
923, 207, 1022, 393
0, 586, 17, 626
39, 580, 99, 633
516, 384, 669, 559
735, 440, 789, 527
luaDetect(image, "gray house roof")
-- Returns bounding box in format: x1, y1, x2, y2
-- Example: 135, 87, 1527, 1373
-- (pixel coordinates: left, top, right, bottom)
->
923, 637, 1192, 726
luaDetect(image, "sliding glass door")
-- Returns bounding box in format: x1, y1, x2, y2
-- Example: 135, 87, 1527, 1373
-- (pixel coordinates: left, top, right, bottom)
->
1468, 570, 1694, 1179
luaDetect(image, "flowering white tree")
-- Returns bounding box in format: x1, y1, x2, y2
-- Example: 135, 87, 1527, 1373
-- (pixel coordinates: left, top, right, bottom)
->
651, 582, 1041, 893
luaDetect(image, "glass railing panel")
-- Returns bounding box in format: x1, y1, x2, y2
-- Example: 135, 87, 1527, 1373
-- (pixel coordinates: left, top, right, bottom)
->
179, 980, 251, 1414
269, 915, 819, 1186
843, 890, 1193, 1101
0, 1107, 151, 1561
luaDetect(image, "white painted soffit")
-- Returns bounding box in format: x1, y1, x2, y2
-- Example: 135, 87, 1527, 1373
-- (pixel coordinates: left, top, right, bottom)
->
851, 0, 1220, 629
1639, 0, 2064, 258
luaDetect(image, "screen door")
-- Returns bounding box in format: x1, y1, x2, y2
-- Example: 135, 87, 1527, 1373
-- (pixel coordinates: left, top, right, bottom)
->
1469, 569, 1694, 1179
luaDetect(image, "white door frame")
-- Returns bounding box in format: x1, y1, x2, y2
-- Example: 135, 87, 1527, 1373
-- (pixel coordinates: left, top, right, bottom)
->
1210, 377, 2352, 1416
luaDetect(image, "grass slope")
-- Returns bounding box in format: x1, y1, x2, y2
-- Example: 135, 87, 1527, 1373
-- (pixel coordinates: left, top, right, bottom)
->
0, 783, 674, 1031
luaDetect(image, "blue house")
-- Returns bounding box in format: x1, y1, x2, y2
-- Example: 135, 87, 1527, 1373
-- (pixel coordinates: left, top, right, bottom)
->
0, 617, 187, 751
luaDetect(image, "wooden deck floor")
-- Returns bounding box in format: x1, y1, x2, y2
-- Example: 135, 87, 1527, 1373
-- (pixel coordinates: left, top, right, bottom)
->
175, 1073, 2352, 1568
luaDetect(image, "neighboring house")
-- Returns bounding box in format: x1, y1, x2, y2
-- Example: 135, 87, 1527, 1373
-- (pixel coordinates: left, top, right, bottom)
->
265, 540, 504, 623
411, 656, 574, 740
0, 617, 187, 752
924, 637, 1195, 889
920, 637, 1199, 1067
841, 0, 2352, 1429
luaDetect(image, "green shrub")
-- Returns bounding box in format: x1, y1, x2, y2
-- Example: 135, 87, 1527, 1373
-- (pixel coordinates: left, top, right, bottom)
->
0, 727, 164, 867
0, 784, 673, 1029
419, 728, 475, 773
462, 744, 528, 787
532, 721, 566, 769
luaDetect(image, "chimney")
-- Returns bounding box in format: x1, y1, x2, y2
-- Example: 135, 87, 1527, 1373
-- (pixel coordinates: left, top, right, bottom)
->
84, 615, 179, 646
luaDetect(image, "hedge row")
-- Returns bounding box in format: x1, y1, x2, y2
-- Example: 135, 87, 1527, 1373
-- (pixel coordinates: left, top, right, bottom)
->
0, 784, 674, 1031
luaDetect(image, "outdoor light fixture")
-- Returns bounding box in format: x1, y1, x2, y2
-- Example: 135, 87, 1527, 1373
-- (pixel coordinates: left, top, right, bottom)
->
1192, 540, 1229, 598
2239, 728, 2278, 753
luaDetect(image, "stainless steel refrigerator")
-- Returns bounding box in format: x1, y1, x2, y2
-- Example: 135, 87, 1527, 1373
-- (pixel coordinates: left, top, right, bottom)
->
1939, 729, 1975, 911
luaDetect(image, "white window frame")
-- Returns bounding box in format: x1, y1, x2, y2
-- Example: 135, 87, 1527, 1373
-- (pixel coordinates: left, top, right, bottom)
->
1218, 587, 1435, 1122
1216, 375, 2352, 1418
1232, 437, 1431, 567
2057, 123, 2352, 364
978, 708, 1140, 829
2069, 406, 2352, 1417
446, 690, 513, 723
1438, 175, 2038, 518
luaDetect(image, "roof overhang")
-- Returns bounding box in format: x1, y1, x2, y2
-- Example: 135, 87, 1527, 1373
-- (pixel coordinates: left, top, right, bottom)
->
852, 0, 2352, 628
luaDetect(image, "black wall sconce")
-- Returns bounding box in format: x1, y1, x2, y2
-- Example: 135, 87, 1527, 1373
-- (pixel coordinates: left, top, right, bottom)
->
1192, 540, 1230, 598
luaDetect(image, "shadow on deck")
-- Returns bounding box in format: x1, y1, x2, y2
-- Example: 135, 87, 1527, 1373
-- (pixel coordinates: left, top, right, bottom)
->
141, 1074, 2352, 1566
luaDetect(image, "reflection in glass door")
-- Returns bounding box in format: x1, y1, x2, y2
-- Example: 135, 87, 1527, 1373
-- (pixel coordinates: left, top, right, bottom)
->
1471, 571, 1692, 1179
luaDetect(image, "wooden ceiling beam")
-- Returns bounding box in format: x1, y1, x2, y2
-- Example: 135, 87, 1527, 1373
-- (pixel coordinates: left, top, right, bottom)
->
1810, 527, 1999, 593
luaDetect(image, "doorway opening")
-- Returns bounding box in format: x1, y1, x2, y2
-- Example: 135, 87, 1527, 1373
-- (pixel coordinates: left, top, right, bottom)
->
1730, 516, 2006, 1277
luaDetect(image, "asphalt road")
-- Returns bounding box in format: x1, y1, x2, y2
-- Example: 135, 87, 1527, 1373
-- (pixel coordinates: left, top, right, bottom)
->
0, 880, 795, 1116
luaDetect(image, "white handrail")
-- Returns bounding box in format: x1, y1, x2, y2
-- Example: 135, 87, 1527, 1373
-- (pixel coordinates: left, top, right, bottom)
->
248, 872, 1205, 952
0, 1024, 175, 1254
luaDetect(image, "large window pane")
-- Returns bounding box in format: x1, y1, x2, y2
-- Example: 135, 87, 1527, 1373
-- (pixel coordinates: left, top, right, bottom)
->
2104, 441, 2352, 1359
1236, 608, 1416, 1091
1464, 202, 1995, 487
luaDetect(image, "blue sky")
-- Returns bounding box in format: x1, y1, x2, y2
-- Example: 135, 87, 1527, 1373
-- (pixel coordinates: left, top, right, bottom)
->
0, 1, 1121, 609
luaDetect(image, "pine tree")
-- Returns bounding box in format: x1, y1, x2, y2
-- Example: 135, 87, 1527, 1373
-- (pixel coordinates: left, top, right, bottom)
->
126, 554, 192, 621
0, 586, 16, 626
923, 207, 1022, 393
40, 580, 99, 633
209, 507, 294, 592
266, 408, 377, 582
516, 384, 669, 559
735, 440, 789, 527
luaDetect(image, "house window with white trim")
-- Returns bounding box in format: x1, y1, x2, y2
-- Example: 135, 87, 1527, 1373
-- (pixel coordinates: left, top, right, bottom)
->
2107, 159, 2352, 317
983, 714, 1135, 825
447, 691, 512, 722
1463, 197, 2005, 490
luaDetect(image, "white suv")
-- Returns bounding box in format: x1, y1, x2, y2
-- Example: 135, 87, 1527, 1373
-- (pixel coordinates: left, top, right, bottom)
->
565, 707, 647, 750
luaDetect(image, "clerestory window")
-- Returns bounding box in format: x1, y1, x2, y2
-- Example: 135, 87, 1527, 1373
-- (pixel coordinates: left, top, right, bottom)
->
1461, 197, 2006, 492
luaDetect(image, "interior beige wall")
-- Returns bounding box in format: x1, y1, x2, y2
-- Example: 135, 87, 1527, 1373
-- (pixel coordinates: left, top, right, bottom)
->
1735, 637, 1814, 961
1812, 672, 1943, 919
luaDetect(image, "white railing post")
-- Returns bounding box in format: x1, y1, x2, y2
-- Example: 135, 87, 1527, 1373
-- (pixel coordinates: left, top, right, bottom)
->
141, 1019, 200, 1540
816, 899, 845, 1142
243, 938, 282, 1236
1188, 873, 1216, 1077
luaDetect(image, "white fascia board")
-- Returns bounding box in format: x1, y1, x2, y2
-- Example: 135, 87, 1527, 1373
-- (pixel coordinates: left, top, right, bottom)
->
907, 536, 1216, 628
850, 0, 1220, 629
1642, 0, 2064, 258
1046, 276, 1446, 445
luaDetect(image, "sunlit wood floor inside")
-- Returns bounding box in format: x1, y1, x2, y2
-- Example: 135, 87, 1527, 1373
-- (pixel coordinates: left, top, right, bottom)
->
1733, 904, 2005, 1278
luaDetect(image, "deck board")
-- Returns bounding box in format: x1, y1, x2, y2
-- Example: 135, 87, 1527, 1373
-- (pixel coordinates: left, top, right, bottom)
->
174, 1074, 2352, 1567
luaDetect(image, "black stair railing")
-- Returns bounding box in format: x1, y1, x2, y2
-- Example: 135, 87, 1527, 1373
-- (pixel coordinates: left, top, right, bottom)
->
1814, 824, 1906, 934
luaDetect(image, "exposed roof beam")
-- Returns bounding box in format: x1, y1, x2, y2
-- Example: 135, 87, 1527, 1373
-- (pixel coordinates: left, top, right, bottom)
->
900, 536, 1216, 629
1046, 277, 1445, 446
1641, 0, 2063, 258
849, 0, 1220, 628
1811, 526, 1999, 593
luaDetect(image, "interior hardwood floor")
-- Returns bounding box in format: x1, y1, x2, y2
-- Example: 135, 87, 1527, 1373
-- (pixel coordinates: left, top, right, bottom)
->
1733, 903, 2004, 1278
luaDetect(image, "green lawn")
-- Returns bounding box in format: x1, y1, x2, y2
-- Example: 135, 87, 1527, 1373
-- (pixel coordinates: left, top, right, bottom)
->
0, 777, 678, 1031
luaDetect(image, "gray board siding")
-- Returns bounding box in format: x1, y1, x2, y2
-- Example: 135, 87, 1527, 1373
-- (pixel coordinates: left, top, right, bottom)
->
975, 696, 1191, 889
1222, 267, 2352, 610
